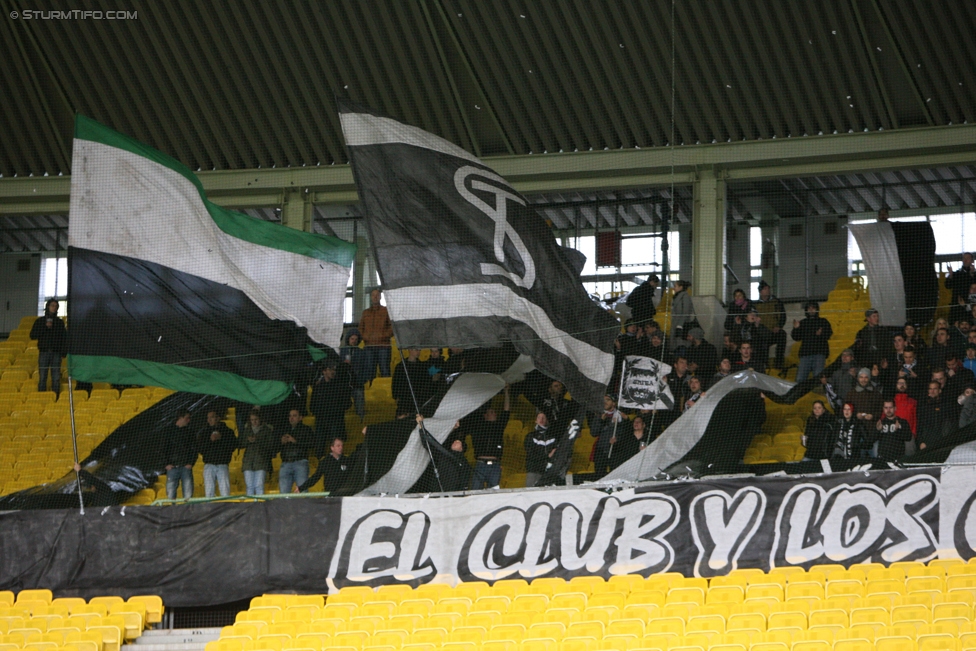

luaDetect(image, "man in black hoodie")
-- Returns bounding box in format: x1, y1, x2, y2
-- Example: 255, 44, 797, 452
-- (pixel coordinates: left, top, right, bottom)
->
278, 408, 314, 493
196, 409, 237, 497
29, 299, 67, 396
791, 301, 833, 382
163, 409, 196, 499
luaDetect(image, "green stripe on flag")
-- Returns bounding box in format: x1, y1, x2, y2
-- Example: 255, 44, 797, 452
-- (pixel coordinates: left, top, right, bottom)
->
74, 114, 356, 267
68, 354, 293, 405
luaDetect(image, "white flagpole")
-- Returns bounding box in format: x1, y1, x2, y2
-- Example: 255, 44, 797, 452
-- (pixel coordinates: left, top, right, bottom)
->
67, 375, 85, 515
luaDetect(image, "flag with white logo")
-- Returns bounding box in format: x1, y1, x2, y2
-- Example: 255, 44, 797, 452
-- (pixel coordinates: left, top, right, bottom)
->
339, 102, 617, 410
618, 355, 675, 411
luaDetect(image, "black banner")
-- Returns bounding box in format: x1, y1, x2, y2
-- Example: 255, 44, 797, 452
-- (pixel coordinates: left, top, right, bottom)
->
0, 498, 342, 607
7, 465, 976, 606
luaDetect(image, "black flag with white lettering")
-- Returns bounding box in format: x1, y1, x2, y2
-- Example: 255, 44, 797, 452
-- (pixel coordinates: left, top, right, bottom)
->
339, 101, 617, 411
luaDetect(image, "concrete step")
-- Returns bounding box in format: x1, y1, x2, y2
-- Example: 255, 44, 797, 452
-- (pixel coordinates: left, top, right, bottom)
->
127, 630, 221, 649
125, 644, 209, 651
125, 644, 210, 651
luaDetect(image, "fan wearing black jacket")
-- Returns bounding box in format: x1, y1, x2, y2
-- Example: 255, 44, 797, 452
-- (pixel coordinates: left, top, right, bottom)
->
163, 409, 196, 500
299, 438, 348, 493
196, 409, 237, 497
469, 386, 510, 489
609, 414, 650, 470
524, 412, 558, 487
802, 401, 837, 461
310, 362, 352, 452
791, 302, 833, 382
874, 400, 912, 462
29, 299, 67, 396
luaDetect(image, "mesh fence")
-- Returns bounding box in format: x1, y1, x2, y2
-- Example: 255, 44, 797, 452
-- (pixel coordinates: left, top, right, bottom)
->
1, 2, 976, 508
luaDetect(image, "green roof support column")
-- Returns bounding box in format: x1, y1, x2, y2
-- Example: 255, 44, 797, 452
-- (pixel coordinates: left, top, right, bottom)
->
281, 189, 311, 231
692, 168, 727, 302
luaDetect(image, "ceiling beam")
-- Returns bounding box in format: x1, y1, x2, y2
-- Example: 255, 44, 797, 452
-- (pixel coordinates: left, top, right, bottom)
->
2, 123, 976, 214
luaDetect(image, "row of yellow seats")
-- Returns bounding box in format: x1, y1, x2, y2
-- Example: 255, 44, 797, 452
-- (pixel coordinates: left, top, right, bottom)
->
0, 634, 104, 651
0, 618, 126, 651
214, 631, 976, 651
232, 603, 976, 639
0, 592, 162, 625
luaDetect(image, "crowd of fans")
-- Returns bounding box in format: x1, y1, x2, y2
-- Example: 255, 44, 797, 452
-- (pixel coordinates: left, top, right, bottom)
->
59, 253, 976, 498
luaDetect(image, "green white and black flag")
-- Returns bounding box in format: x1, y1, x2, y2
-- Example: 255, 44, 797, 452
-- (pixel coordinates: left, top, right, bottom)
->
338, 102, 617, 411
68, 115, 356, 404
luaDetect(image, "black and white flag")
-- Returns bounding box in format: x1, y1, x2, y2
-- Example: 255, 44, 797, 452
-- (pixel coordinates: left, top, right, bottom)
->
849, 221, 938, 326
339, 102, 618, 410
618, 355, 674, 411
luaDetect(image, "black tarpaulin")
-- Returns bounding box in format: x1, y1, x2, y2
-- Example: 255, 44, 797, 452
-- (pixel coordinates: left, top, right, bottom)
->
0, 497, 342, 606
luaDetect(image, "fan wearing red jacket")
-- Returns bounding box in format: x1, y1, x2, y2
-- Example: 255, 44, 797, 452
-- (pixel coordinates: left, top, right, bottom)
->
893, 376, 918, 436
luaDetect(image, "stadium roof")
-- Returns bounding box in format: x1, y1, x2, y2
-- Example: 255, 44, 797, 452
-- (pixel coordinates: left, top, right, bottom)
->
1, 0, 976, 250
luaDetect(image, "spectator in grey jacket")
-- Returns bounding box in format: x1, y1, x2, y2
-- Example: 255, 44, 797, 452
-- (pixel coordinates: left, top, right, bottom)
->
958, 387, 976, 430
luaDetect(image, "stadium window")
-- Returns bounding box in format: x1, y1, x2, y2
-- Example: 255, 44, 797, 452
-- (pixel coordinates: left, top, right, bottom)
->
572, 231, 680, 300
38, 255, 67, 313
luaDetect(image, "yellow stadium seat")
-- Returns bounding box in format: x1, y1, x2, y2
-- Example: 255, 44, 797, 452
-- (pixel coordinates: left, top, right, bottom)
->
643, 618, 683, 637
874, 636, 916, 651
295, 633, 330, 650
726, 612, 765, 633
526, 623, 565, 642
808, 609, 851, 628
599, 634, 639, 651
549, 594, 586, 612
665, 588, 703, 606
424, 614, 461, 632
584, 594, 623, 611
491, 580, 529, 599
917, 633, 958, 651
372, 632, 408, 648
767, 612, 806, 631
448, 627, 486, 645
606, 576, 644, 593
559, 637, 596, 651
412, 585, 451, 602
16, 591, 53, 605
442, 641, 477, 651
451, 583, 489, 602
86, 625, 121, 651
530, 578, 568, 596
482, 642, 517, 651
512, 595, 549, 614
793, 642, 831, 651
750, 644, 788, 651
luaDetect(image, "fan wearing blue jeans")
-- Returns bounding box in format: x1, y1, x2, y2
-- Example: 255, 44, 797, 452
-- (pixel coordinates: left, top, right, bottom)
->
791, 301, 833, 382
278, 409, 313, 493
163, 409, 196, 499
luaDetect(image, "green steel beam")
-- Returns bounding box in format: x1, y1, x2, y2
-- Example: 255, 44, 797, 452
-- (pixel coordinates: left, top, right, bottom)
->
3, 123, 976, 214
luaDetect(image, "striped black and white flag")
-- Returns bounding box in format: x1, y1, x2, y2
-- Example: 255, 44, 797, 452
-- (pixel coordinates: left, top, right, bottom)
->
849, 221, 939, 326
339, 102, 617, 411
69, 116, 355, 404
